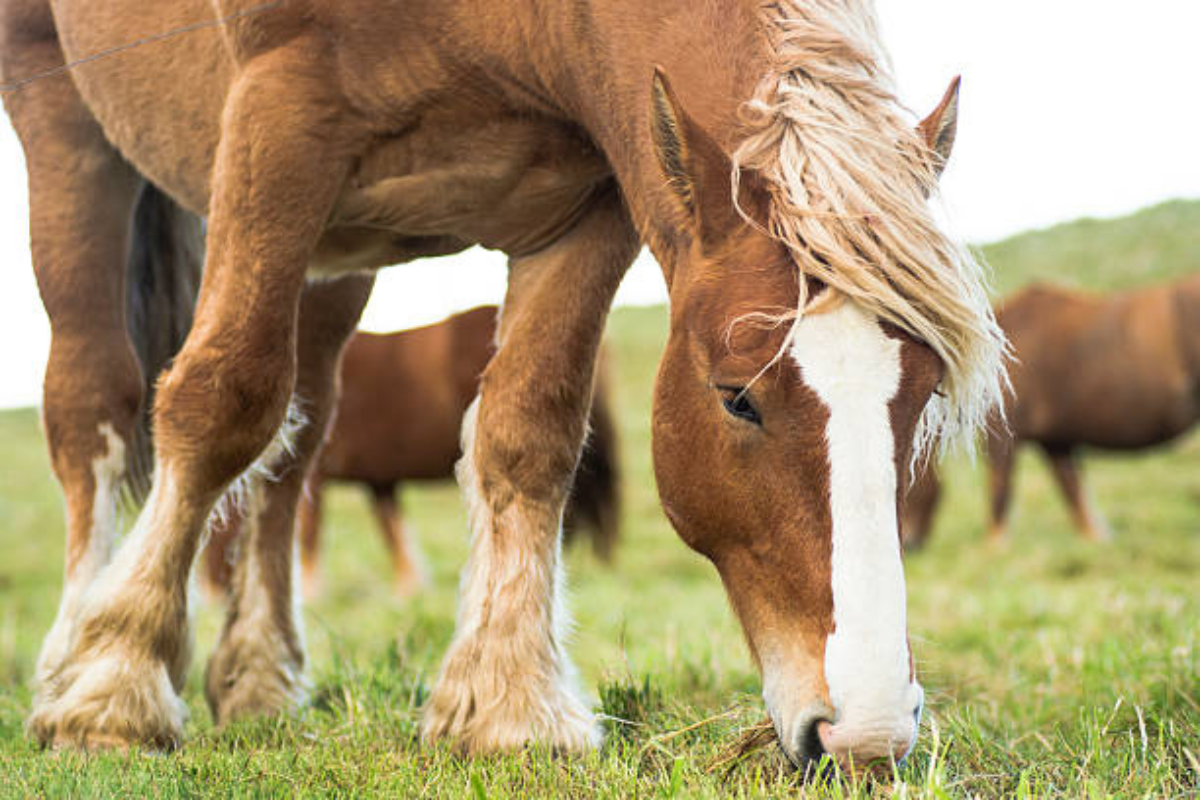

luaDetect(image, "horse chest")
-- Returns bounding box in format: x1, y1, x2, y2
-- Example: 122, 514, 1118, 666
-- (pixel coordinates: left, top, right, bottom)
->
328, 116, 612, 263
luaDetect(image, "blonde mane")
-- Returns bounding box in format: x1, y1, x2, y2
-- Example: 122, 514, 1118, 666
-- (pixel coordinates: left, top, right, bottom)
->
732, 0, 1008, 453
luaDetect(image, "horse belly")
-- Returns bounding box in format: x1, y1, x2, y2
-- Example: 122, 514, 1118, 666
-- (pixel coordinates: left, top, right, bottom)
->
1018, 346, 1196, 449
321, 346, 466, 485
49, 0, 233, 211
319, 412, 462, 486
329, 117, 612, 261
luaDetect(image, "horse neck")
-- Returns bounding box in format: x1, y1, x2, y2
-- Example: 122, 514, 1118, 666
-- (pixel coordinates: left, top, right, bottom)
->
479, 0, 770, 287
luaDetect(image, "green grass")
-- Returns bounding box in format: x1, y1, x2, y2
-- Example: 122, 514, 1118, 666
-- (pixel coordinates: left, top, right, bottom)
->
1, 201, 1198, 797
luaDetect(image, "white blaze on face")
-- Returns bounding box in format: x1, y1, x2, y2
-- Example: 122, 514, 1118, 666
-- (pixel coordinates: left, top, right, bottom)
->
791, 300, 919, 744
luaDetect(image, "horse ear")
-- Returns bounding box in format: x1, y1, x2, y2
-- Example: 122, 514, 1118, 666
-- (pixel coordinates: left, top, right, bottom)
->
917, 76, 960, 177
650, 68, 741, 239
650, 67, 699, 214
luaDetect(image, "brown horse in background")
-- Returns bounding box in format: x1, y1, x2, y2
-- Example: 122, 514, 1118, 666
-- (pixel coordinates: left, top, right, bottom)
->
903, 275, 1200, 548
2, 0, 1008, 771
202, 305, 621, 599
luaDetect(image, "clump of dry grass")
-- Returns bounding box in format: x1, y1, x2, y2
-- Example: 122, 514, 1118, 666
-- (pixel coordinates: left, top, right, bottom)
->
708, 716, 791, 777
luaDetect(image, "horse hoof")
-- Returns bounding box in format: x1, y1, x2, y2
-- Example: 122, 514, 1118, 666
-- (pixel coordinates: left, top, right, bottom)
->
421, 651, 600, 755
29, 654, 186, 752
422, 699, 601, 756
205, 626, 308, 725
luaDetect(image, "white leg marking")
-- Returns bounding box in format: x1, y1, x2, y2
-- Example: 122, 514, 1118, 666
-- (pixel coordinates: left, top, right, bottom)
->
422, 397, 597, 752
36, 423, 126, 684
205, 413, 311, 721
80, 469, 195, 688
29, 468, 193, 748
207, 481, 309, 715
791, 301, 921, 753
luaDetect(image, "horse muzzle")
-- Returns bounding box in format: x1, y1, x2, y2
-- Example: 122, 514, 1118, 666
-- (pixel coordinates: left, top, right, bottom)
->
769, 682, 924, 777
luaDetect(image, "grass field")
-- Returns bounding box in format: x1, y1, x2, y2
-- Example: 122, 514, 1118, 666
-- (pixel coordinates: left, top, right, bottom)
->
1, 201, 1198, 797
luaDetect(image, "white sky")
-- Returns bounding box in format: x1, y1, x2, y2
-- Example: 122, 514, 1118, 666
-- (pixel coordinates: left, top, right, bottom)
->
1, 1, 1198, 409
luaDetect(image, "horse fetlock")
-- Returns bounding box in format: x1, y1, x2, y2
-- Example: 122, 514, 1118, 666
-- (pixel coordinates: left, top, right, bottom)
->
421, 636, 599, 755
28, 645, 187, 752
205, 622, 308, 724
34, 604, 82, 694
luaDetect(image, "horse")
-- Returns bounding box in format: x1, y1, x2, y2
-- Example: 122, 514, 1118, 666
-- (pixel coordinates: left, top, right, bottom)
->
902, 275, 1200, 548
200, 305, 622, 599
1, 0, 1006, 772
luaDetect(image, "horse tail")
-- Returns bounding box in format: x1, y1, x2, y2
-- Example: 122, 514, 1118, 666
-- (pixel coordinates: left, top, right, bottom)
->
564, 352, 621, 562
124, 180, 204, 501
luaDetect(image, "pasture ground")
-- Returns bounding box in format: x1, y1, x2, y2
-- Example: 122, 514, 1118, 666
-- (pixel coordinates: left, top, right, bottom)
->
1, 201, 1198, 797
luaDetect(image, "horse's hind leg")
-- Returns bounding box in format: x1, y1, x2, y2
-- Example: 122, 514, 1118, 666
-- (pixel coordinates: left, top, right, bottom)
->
422, 186, 638, 754
1041, 445, 1110, 541
1, 3, 147, 729
199, 512, 243, 601
986, 431, 1017, 541
297, 471, 325, 600
206, 275, 372, 724
369, 485, 427, 599
26, 42, 366, 749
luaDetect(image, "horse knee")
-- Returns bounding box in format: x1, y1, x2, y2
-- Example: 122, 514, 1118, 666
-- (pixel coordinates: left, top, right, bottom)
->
154, 352, 296, 491
472, 402, 582, 508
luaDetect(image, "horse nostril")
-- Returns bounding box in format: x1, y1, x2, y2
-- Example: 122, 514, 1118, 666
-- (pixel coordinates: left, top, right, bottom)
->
799, 717, 829, 763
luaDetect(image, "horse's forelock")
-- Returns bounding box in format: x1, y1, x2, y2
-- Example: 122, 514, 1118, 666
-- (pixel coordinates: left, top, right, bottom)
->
731, 0, 1009, 455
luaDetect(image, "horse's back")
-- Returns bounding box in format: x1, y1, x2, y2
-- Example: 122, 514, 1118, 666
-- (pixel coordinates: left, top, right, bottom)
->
1001, 282, 1198, 448
13, 0, 232, 212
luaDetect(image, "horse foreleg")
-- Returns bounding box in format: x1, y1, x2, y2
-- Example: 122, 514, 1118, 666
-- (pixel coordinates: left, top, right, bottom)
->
297, 471, 325, 601
27, 43, 366, 750
422, 186, 638, 754
205, 275, 373, 724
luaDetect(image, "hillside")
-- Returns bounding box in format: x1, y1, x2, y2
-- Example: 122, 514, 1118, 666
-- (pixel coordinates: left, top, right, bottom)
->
981, 198, 1200, 295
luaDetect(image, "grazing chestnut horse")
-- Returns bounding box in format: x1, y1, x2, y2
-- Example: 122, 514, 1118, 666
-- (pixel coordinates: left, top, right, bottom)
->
903, 276, 1200, 548
2, 0, 1006, 771
201, 305, 621, 599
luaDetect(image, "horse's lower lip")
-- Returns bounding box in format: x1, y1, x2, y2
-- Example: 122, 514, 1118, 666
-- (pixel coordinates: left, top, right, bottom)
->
815, 719, 915, 776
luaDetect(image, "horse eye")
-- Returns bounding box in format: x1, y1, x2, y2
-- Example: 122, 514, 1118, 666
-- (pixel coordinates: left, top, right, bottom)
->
719, 386, 762, 425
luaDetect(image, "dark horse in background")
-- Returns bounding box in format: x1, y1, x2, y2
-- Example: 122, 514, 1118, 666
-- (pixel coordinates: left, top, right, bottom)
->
202, 305, 621, 599
2, 0, 1007, 772
903, 275, 1200, 548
